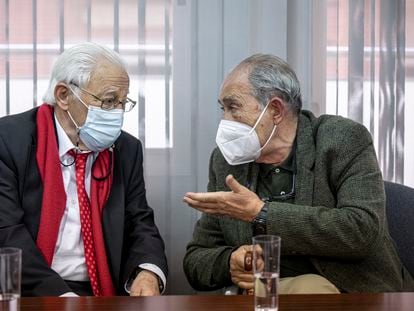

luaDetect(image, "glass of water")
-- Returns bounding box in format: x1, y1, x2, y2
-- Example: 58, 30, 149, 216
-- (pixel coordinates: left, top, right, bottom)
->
0, 248, 21, 311
252, 235, 281, 311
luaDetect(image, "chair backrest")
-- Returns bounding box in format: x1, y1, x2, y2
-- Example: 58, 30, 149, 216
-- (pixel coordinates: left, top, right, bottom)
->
384, 181, 414, 277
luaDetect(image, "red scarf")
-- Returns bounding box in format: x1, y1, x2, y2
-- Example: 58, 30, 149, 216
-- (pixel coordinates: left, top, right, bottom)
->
35, 104, 116, 296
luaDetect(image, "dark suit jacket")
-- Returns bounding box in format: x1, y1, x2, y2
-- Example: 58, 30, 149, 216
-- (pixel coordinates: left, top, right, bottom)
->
0, 107, 168, 296
184, 110, 414, 292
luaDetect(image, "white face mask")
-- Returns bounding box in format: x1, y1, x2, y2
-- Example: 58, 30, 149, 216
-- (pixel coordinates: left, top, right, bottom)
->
215, 103, 277, 165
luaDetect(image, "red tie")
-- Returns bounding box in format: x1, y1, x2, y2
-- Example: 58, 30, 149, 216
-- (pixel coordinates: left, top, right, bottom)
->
74, 152, 102, 296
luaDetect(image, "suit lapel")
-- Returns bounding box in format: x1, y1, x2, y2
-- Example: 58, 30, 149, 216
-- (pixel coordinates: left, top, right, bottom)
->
22, 144, 44, 237
102, 148, 124, 288
294, 112, 316, 206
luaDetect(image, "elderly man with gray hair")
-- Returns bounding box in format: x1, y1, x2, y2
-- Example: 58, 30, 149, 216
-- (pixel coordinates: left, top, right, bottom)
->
183, 54, 414, 293
0, 42, 167, 296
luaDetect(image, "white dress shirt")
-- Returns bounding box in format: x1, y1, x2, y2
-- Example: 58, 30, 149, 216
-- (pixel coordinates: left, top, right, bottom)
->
51, 115, 166, 293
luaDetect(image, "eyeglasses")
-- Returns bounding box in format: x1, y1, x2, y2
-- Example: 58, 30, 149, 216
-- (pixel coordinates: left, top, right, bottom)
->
261, 174, 296, 202
70, 82, 137, 112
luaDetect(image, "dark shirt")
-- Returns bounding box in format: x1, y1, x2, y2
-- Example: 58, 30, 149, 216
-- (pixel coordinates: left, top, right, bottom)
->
256, 144, 318, 278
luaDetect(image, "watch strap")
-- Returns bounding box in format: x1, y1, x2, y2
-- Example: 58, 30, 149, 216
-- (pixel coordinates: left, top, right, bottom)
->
252, 201, 269, 236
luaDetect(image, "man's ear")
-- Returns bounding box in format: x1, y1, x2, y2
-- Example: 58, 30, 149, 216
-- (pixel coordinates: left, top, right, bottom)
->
54, 82, 71, 111
268, 96, 285, 125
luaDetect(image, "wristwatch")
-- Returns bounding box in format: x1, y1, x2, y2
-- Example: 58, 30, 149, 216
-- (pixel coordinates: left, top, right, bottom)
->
251, 201, 269, 236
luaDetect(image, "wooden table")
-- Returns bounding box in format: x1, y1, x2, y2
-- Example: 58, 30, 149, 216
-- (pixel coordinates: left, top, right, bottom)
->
16, 293, 414, 311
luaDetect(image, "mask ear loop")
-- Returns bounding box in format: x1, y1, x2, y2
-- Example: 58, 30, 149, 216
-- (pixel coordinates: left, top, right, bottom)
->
249, 102, 271, 133
66, 84, 87, 151
66, 110, 80, 131
66, 110, 82, 150
68, 84, 90, 110
249, 101, 277, 151
258, 124, 277, 152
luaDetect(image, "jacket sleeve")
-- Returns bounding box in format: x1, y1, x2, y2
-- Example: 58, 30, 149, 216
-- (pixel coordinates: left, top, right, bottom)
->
0, 134, 71, 296
120, 139, 168, 287
267, 121, 385, 260
183, 150, 235, 291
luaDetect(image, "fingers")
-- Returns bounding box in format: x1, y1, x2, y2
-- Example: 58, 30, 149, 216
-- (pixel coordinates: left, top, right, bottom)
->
140, 288, 158, 296
237, 281, 254, 290
231, 245, 253, 270
129, 271, 160, 297
183, 197, 226, 215
183, 175, 245, 205
130, 287, 158, 296
183, 179, 258, 221
183, 192, 227, 215
130, 288, 142, 296
231, 273, 254, 289
183, 197, 220, 209
229, 245, 256, 289
244, 251, 253, 271
183, 192, 223, 203
225, 174, 245, 193
184, 192, 219, 202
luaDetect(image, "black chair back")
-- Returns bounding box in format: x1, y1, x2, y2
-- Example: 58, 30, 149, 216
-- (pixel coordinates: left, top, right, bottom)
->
384, 181, 414, 277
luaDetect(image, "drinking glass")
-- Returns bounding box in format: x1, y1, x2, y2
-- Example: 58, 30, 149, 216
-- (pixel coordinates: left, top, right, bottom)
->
252, 235, 281, 311
0, 248, 22, 311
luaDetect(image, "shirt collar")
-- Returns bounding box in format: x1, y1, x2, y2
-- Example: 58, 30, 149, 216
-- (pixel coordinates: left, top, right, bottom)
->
259, 140, 297, 178
54, 113, 77, 159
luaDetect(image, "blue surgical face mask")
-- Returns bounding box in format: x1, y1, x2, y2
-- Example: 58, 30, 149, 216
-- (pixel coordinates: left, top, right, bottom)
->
67, 88, 124, 152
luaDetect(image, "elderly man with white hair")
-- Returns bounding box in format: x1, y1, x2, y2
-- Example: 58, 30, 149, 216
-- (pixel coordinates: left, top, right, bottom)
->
0, 42, 167, 296
183, 54, 414, 294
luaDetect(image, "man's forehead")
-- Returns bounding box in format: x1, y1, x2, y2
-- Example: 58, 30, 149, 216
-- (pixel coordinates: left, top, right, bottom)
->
223, 66, 249, 85
87, 60, 129, 92
220, 74, 251, 100
90, 58, 127, 77
220, 83, 250, 98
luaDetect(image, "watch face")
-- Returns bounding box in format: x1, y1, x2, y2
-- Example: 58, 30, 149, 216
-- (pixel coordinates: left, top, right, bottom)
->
252, 220, 267, 236
253, 225, 266, 236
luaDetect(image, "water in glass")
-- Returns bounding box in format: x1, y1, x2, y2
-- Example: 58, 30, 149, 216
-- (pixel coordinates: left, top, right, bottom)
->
0, 294, 20, 311
254, 272, 278, 311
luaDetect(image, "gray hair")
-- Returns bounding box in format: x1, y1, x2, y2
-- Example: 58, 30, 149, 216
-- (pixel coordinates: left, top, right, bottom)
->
237, 54, 302, 113
42, 42, 127, 105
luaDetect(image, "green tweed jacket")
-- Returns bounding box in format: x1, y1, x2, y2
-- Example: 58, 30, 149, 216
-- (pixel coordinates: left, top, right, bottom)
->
183, 110, 414, 293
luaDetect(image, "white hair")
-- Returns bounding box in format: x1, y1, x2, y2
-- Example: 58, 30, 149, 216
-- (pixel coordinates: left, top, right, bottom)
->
42, 42, 127, 105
